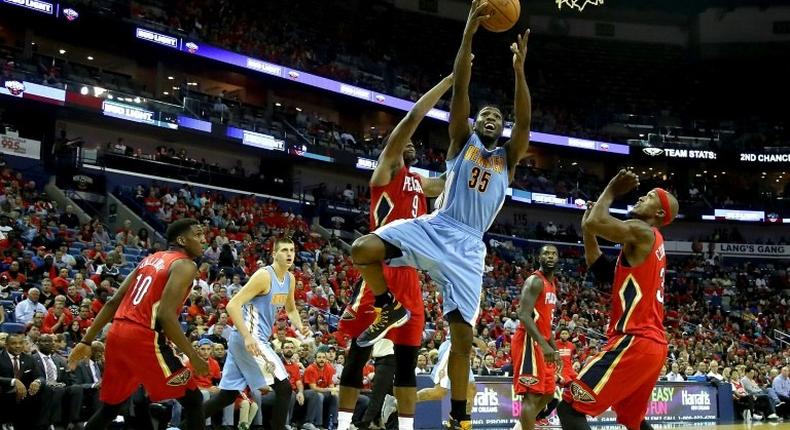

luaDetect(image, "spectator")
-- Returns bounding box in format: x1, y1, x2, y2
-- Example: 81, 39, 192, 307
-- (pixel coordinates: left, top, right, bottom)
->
188, 339, 234, 427
282, 340, 322, 430
742, 367, 779, 420
732, 369, 760, 421
42, 299, 73, 334
666, 362, 684, 382
59, 205, 80, 229
303, 351, 339, 429
772, 367, 789, 418
15, 287, 47, 325
0, 332, 44, 429
708, 360, 724, 382
91, 225, 110, 247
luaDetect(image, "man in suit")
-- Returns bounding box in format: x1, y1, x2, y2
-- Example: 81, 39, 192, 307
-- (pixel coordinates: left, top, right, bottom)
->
70, 341, 104, 420
33, 334, 83, 429
1, 332, 44, 430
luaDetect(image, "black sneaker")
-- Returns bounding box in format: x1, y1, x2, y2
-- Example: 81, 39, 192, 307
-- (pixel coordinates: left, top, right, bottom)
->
356, 301, 410, 347
443, 418, 472, 430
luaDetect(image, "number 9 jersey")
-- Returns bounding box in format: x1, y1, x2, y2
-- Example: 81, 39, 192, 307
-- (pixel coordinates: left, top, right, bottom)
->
114, 250, 192, 330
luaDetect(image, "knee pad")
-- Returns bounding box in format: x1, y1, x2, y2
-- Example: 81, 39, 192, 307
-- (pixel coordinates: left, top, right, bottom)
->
393, 345, 419, 387
340, 342, 372, 389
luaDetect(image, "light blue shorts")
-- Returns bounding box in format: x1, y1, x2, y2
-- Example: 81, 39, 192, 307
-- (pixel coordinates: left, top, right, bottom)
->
219, 330, 288, 391
375, 212, 486, 325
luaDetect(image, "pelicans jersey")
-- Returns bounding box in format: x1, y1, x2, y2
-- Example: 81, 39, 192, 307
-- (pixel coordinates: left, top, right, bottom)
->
513, 271, 558, 395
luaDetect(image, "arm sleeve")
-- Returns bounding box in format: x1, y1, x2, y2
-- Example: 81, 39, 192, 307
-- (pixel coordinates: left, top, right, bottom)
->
589, 254, 616, 285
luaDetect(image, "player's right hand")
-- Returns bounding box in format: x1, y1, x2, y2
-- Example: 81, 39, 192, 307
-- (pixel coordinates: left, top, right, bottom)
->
67, 342, 92, 370
541, 342, 559, 365
191, 356, 210, 377
244, 336, 263, 357
605, 169, 640, 197
464, 0, 491, 35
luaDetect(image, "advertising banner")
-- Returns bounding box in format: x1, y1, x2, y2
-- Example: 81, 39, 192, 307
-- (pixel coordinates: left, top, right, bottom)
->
0, 133, 41, 159
434, 380, 717, 428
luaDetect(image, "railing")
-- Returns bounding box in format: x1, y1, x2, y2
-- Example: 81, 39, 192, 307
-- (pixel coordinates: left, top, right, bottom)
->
774, 329, 790, 350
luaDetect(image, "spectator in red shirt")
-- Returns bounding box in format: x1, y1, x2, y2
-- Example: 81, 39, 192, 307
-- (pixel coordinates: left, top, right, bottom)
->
282, 340, 322, 428
144, 189, 161, 214
51, 267, 70, 296
1, 261, 26, 285
307, 286, 329, 311
187, 339, 235, 425
43, 300, 73, 333
303, 351, 339, 428
91, 288, 109, 315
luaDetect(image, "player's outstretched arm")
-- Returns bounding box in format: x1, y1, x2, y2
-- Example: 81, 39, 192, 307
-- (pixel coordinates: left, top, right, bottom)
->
518, 275, 558, 365
418, 172, 447, 198
226, 268, 270, 356
372, 75, 454, 187
581, 201, 602, 268
68, 268, 138, 369
157, 259, 206, 373
506, 29, 532, 182
448, 0, 489, 160
585, 170, 654, 249
286, 273, 310, 337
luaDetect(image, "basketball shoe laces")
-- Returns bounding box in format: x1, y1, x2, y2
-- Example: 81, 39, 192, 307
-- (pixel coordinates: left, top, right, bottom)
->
370, 302, 402, 332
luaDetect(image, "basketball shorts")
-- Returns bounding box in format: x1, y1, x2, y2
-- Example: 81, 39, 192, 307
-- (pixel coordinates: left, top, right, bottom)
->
512, 329, 556, 396
431, 340, 475, 390
563, 334, 668, 430
101, 320, 197, 404
220, 330, 288, 391
338, 266, 424, 347
375, 212, 486, 325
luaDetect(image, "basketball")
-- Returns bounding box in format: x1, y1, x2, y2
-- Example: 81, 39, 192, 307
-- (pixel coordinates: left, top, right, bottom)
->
481, 0, 521, 33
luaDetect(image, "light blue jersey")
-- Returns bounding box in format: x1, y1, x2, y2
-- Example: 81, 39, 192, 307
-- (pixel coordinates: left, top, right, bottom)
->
220, 266, 291, 390
242, 265, 291, 343
375, 132, 508, 324
438, 133, 509, 233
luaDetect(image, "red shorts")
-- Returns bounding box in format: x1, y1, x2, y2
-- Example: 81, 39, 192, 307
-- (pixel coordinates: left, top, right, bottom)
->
512, 328, 556, 396
559, 361, 578, 386
338, 265, 424, 347
101, 321, 197, 404
563, 334, 668, 430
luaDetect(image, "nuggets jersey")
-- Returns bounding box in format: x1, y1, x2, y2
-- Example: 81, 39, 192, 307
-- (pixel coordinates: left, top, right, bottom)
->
607, 228, 667, 345
370, 166, 427, 229
241, 266, 291, 344
438, 133, 508, 233
516, 270, 557, 340
114, 250, 191, 330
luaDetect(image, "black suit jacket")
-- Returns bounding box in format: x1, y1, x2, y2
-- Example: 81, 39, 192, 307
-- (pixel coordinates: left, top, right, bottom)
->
31, 352, 71, 385
71, 361, 102, 389
0, 349, 43, 393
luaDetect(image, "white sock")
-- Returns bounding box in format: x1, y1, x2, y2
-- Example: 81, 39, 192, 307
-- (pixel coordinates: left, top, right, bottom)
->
512, 421, 522, 430
338, 411, 353, 430
398, 416, 414, 430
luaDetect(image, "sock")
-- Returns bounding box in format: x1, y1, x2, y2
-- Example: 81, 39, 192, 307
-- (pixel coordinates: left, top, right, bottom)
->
512, 421, 522, 430
451, 400, 469, 421
338, 410, 354, 430
374, 292, 392, 307
398, 415, 414, 430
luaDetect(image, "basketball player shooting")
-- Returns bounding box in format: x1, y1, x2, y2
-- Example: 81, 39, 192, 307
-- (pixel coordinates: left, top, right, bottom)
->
350, 1, 533, 428
557, 170, 679, 430
337, 75, 452, 430
68, 219, 209, 430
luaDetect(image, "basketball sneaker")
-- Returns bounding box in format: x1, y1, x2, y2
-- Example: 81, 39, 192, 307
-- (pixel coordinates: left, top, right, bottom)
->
443, 418, 472, 430
356, 301, 410, 347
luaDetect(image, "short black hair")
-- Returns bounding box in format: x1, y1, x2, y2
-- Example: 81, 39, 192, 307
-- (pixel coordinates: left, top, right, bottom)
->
166, 218, 199, 244
540, 244, 558, 253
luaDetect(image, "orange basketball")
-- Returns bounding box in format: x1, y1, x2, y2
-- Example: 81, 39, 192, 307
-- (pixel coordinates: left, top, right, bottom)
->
481, 0, 521, 33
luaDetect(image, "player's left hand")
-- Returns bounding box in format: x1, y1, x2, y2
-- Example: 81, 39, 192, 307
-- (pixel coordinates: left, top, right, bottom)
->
511, 29, 530, 71
67, 342, 91, 371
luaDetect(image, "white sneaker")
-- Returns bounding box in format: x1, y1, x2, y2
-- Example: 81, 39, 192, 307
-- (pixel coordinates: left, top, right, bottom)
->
753, 413, 763, 421
381, 394, 398, 427
302, 423, 319, 430
768, 414, 779, 420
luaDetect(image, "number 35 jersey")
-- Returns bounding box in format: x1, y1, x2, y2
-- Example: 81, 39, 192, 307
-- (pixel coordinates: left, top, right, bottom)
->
438, 133, 509, 234
114, 250, 192, 330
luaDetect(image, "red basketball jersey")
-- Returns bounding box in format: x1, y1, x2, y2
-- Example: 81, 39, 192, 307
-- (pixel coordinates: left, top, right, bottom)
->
369, 166, 427, 230
516, 270, 557, 340
114, 250, 192, 329
607, 227, 667, 344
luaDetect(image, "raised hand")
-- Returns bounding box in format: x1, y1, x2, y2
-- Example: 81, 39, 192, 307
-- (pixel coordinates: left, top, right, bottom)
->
464, 0, 491, 36
511, 28, 530, 71
604, 169, 640, 197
